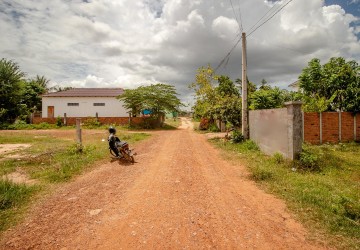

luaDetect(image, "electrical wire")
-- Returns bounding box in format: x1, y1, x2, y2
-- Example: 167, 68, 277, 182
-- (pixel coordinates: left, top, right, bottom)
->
214, 37, 242, 73
229, 0, 242, 33
246, 1, 282, 35
247, 0, 295, 37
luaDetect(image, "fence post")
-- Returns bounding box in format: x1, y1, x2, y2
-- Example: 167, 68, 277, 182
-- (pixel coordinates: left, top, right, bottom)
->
320, 112, 323, 144
354, 113, 357, 141
64, 113, 67, 126
339, 111, 342, 142
76, 118, 82, 145
285, 101, 303, 160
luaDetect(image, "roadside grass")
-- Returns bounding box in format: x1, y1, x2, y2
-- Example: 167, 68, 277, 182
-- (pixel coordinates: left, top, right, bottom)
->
162, 117, 181, 130
210, 139, 360, 250
0, 128, 150, 232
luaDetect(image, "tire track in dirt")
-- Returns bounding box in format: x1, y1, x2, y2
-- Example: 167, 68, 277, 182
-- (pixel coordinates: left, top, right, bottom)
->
1, 118, 326, 249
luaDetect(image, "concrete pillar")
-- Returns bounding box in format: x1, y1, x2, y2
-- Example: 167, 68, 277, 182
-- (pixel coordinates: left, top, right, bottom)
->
64, 113, 67, 126
285, 101, 303, 160
76, 118, 82, 145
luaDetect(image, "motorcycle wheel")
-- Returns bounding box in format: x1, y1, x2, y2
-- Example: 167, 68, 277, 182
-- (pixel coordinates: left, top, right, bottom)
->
120, 149, 135, 163
109, 148, 117, 157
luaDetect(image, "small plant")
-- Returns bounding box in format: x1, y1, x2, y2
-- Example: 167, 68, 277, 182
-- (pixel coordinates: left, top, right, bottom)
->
251, 167, 273, 181
299, 146, 320, 171
209, 123, 220, 132
231, 130, 244, 143
272, 152, 284, 164
82, 117, 101, 128
199, 118, 209, 130
56, 116, 63, 127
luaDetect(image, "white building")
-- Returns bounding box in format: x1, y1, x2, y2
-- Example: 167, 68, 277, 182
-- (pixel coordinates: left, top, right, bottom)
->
41, 88, 128, 118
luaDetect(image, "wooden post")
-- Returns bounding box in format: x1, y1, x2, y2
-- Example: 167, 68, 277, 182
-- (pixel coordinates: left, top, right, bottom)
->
96, 112, 99, 122
76, 118, 82, 145
241, 32, 249, 139
64, 113, 67, 126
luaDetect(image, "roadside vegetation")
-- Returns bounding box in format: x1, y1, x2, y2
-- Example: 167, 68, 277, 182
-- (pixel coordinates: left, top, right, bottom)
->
210, 137, 360, 249
0, 128, 150, 232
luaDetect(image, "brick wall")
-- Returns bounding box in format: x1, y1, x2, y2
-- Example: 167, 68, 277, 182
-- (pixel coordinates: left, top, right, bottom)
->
303, 113, 320, 144
33, 116, 145, 126
304, 112, 358, 144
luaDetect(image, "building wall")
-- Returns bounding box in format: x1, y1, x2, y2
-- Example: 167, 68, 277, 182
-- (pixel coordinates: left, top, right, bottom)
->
42, 97, 128, 118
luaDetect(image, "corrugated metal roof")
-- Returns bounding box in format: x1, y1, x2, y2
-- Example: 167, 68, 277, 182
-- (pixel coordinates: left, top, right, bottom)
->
43, 88, 124, 97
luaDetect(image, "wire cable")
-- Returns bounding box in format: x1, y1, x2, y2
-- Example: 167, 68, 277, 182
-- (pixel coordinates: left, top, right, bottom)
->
229, 0, 242, 33
214, 37, 242, 73
247, 0, 295, 37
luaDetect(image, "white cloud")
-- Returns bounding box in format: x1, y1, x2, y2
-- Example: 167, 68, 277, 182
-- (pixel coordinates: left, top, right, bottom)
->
0, 0, 359, 104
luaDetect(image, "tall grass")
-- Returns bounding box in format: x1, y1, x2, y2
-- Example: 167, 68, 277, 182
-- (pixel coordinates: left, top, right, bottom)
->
211, 139, 360, 249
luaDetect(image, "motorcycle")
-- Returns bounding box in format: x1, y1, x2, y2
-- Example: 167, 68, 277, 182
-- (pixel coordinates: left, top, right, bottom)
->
109, 137, 135, 163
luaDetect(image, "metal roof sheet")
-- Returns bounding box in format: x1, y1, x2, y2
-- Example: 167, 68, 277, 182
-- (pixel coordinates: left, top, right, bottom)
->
42, 88, 124, 97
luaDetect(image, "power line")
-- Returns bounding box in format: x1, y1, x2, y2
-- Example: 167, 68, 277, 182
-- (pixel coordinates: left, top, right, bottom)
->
247, 0, 295, 37
238, 0, 244, 32
246, 1, 282, 35
214, 37, 242, 73
229, 0, 242, 33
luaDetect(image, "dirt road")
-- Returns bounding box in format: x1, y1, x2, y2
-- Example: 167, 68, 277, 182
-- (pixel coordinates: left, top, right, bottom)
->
1, 118, 324, 249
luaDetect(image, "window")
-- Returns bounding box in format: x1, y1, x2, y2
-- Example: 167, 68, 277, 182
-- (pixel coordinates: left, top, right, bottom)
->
67, 103, 79, 106
93, 103, 105, 106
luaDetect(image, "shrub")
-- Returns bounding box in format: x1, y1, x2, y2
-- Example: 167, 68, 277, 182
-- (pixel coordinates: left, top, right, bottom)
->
209, 123, 220, 132
56, 116, 63, 127
272, 152, 285, 164
82, 117, 101, 128
231, 130, 244, 143
199, 118, 209, 130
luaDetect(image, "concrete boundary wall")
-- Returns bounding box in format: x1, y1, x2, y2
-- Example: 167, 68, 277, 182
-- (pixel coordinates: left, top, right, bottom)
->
249, 102, 303, 160
32, 116, 145, 126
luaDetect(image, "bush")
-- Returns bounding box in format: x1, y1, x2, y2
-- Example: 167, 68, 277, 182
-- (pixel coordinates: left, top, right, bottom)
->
82, 117, 101, 128
299, 145, 321, 171
199, 118, 209, 130
56, 116, 63, 127
272, 152, 285, 164
231, 130, 244, 143
209, 123, 220, 132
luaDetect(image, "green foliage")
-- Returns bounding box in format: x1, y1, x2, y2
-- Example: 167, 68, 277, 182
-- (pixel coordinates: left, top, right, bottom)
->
209, 123, 220, 132
299, 57, 360, 112
272, 152, 285, 164
56, 116, 63, 127
231, 129, 244, 143
0, 58, 26, 123
82, 117, 101, 128
0, 58, 50, 124
210, 140, 360, 249
190, 66, 242, 127
118, 83, 183, 118
249, 87, 289, 110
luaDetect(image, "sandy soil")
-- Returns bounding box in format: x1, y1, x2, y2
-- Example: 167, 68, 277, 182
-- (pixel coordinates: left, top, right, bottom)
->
1, 118, 326, 249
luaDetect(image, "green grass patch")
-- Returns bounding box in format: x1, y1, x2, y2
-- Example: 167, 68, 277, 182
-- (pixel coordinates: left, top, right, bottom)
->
0, 129, 150, 232
210, 139, 360, 249
0, 180, 40, 231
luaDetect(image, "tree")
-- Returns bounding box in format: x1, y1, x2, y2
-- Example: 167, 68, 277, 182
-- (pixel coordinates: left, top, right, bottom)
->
299, 57, 359, 112
118, 83, 183, 118
0, 58, 26, 123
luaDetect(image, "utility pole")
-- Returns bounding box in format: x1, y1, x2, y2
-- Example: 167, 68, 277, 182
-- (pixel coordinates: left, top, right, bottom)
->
241, 32, 249, 139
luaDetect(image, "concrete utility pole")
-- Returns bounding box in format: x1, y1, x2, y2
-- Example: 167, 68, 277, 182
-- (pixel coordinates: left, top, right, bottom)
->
241, 32, 249, 139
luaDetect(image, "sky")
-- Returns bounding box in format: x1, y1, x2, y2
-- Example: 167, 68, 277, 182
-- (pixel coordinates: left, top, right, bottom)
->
0, 0, 359, 107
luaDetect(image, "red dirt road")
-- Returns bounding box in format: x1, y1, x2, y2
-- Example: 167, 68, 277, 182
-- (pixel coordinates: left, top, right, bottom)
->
1, 118, 324, 249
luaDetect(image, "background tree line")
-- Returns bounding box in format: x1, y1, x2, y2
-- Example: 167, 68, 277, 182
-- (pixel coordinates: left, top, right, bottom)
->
0, 58, 75, 126
191, 57, 359, 129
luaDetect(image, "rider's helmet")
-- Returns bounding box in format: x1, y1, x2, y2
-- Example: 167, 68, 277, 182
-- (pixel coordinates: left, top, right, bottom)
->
108, 126, 116, 134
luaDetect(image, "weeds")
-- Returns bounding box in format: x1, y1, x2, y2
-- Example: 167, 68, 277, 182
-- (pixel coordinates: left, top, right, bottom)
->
210, 139, 360, 249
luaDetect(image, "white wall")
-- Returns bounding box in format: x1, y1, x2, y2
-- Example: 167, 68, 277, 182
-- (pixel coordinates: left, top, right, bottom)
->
42, 97, 129, 118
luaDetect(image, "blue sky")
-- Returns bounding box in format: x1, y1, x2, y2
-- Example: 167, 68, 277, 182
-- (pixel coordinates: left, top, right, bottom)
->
0, 0, 359, 105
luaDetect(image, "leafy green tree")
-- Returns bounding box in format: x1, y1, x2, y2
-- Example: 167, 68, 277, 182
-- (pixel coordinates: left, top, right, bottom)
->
118, 83, 183, 118
22, 78, 47, 113
299, 57, 359, 112
0, 58, 26, 123
249, 86, 288, 110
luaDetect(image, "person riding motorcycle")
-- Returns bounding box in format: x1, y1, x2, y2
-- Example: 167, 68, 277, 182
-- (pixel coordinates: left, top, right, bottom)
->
108, 126, 122, 158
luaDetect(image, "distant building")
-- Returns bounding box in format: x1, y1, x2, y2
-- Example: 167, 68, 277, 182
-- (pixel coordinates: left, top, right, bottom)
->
288, 80, 300, 91
41, 88, 128, 118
